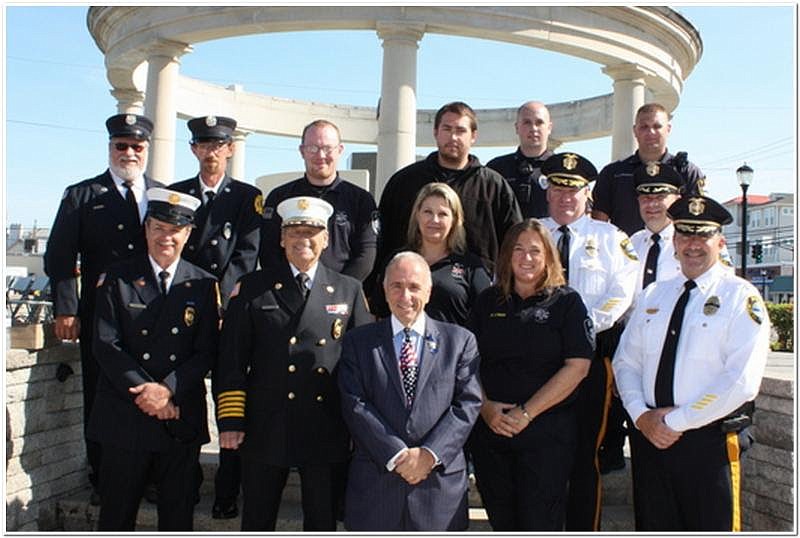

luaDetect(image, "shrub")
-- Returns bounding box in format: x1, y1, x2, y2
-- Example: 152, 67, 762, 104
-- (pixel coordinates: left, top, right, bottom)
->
767, 302, 794, 352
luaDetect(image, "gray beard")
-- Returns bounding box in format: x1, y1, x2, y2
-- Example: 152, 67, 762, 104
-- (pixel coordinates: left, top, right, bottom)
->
110, 161, 145, 182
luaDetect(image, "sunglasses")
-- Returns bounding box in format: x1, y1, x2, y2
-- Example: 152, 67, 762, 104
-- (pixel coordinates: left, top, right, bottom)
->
114, 142, 146, 153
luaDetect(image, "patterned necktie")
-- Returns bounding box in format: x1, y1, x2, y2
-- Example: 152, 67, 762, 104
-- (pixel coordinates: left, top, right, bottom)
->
642, 233, 661, 289
654, 280, 697, 407
159, 270, 170, 296
557, 225, 571, 283
399, 328, 418, 408
296, 272, 310, 300
123, 181, 140, 222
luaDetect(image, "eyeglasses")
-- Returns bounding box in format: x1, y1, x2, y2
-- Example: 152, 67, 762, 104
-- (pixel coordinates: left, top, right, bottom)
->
192, 140, 229, 152
114, 142, 146, 153
302, 144, 339, 156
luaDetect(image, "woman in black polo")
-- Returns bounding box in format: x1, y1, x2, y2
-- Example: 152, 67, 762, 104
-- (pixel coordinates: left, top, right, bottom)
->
369, 182, 490, 326
467, 219, 594, 531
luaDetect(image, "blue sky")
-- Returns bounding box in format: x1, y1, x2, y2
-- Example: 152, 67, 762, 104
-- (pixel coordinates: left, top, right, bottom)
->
4, 5, 796, 228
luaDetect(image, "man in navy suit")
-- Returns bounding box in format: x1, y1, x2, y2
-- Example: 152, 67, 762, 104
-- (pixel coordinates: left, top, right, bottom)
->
338, 251, 482, 531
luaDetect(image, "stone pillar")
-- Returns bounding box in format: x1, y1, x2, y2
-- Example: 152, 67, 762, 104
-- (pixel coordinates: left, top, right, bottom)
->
228, 129, 250, 181
110, 88, 145, 115
143, 40, 192, 183
375, 23, 424, 199
602, 64, 648, 161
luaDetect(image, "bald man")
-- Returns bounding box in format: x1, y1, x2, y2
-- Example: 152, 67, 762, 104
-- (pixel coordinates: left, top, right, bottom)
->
487, 101, 554, 218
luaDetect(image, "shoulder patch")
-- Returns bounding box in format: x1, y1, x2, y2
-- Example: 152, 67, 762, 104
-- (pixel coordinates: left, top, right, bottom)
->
254, 194, 264, 216
620, 237, 639, 261
746, 295, 764, 325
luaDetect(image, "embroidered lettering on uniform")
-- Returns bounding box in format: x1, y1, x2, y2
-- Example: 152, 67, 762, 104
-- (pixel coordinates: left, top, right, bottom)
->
489, 312, 507, 318
326, 303, 349, 315
746, 296, 764, 325
703, 296, 721, 315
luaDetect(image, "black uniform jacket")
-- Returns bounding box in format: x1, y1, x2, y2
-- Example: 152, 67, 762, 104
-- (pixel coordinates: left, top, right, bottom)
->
258, 175, 379, 281
89, 256, 220, 451
44, 170, 164, 318
215, 262, 372, 466
170, 175, 262, 308
376, 152, 521, 274
486, 148, 553, 218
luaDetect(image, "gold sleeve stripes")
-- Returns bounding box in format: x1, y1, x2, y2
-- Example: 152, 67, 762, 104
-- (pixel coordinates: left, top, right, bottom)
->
217, 390, 246, 419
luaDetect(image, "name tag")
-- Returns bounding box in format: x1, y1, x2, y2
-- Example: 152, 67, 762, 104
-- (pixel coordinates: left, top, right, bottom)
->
128, 303, 147, 309
326, 304, 349, 315
93, 204, 105, 210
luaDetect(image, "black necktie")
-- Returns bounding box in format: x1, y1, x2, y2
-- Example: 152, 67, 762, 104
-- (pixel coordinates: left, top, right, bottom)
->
642, 233, 661, 289
557, 225, 571, 283
123, 181, 140, 222
205, 190, 215, 207
296, 272, 310, 300
654, 280, 697, 407
159, 270, 170, 296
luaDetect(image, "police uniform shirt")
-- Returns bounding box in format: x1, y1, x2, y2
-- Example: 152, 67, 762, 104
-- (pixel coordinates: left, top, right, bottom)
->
370, 251, 492, 327
468, 285, 594, 416
630, 223, 681, 294
592, 151, 705, 236
486, 148, 553, 218
541, 215, 638, 333
613, 262, 770, 433
109, 169, 148, 222
259, 175, 379, 281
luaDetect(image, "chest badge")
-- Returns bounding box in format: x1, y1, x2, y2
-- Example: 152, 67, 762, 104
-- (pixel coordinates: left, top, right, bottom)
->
331, 318, 344, 340
222, 222, 232, 240
184, 306, 196, 327
585, 237, 598, 257
645, 308, 659, 314
703, 295, 721, 316
450, 263, 465, 280
532, 307, 550, 323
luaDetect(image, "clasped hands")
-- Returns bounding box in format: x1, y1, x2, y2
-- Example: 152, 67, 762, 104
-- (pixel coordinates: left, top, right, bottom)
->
481, 400, 531, 438
395, 447, 435, 485
636, 407, 682, 449
129, 382, 180, 420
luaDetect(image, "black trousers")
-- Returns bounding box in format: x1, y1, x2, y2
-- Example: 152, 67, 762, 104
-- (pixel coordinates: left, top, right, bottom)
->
564, 355, 613, 531
470, 409, 577, 531
240, 456, 342, 531
78, 319, 102, 488
630, 424, 750, 531
214, 447, 241, 503
97, 442, 201, 531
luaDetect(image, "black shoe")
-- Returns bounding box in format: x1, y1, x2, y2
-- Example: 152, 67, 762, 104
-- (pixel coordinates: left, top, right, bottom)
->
212, 500, 239, 519
144, 483, 158, 504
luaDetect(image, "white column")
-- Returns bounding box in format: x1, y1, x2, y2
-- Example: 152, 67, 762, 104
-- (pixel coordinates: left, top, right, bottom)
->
143, 40, 192, 183
228, 129, 250, 181
375, 23, 424, 199
602, 64, 648, 161
110, 88, 145, 114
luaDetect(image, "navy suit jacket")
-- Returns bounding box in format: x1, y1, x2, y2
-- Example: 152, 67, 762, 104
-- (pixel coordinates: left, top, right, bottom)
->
338, 315, 481, 531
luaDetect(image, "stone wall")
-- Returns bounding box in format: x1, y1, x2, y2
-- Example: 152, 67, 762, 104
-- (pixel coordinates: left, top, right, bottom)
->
6, 344, 88, 531
743, 376, 795, 531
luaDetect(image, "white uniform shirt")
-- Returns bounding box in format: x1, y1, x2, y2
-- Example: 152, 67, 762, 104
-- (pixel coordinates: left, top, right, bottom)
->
613, 262, 770, 432
542, 214, 638, 333
630, 223, 682, 296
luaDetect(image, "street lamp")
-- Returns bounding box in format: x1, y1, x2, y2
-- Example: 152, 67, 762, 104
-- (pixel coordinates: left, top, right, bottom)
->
736, 163, 754, 279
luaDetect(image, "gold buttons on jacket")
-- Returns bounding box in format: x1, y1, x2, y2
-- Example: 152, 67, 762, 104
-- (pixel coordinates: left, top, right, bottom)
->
142, 353, 150, 360
141, 329, 148, 336
289, 336, 297, 345
316, 338, 326, 346
316, 395, 324, 402
288, 392, 296, 400
117, 224, 124, 230
317, 367, 326, 375
210, 239, 218, 246
171, 327, 179, 334
169, 354, 177, 361
127, 243, 134, 250
288, 365, 296, 373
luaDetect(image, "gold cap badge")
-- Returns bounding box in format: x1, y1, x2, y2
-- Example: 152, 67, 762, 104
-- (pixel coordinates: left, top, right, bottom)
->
563, 153, 578, 170
646, 162, 660, 176
688, 197, 705, 216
